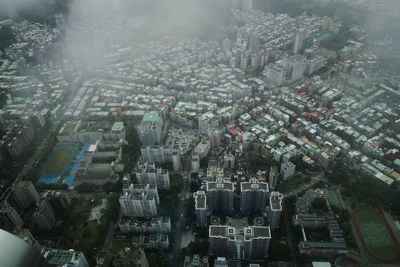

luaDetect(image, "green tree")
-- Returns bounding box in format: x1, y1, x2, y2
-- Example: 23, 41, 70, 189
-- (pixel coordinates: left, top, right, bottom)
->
0, 26, 15, 51
147, 251, 168, 267
122, 124, 141, 173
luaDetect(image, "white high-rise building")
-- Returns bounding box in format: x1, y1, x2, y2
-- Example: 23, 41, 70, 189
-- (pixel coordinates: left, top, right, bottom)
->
198, 112, 219, 135
171, 151, 180, 171
42, 248, 89, 267
119, 184, 159, 218
269, 191, 283, 231
241, 52, 250, 70
135, 161, 170, 190
137, 112, 163, 145
54, 14, 66, 31
291, 60, 307, 82
269, 166, 279, 190
191, 153, 200, 172
141, 145, 171, 163
293, 28, 306, 54
281, 162, 296, 180
194, 191, 207, 227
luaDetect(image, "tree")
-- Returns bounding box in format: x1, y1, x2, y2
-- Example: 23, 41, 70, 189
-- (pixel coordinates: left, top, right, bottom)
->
170, 174, 184, 195
122, 124, 141, 173
147, 251, 168, 267
102, 193, 120, 224
82, 228, 92, 238
184, 197, 196, 226
312, 198, 328, 210
0, 26, 15, 51
102, 180, 122, 193
76, 183, 98, 193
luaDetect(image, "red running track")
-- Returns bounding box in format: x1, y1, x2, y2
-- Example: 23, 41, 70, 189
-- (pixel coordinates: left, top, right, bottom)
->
351, 208, 400, 264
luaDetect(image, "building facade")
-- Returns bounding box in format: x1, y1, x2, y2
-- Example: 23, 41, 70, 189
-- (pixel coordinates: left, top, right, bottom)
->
281, 162, 296, 180
135, 161, 170, 190
206, 179, 234, 213
137, 112, 162, 145
268, 191, 283, 231
240, 178, 269, 213
119, 184, 159, 218
194, 191, 207, 227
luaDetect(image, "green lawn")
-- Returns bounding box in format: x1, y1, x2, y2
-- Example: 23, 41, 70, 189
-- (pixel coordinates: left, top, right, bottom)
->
327, 189, 343, 208
279, 176, 310, 193
44, 149, 74, 175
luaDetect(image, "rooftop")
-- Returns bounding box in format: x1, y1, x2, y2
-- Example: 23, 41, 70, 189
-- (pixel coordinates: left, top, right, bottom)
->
143, 112, 159, 122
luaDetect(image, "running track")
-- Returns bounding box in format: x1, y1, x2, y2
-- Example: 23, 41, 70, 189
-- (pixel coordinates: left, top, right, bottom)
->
351, 208, 400, 264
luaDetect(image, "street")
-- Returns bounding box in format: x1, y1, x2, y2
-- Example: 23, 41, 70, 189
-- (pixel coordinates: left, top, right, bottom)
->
283, 172, 325, 199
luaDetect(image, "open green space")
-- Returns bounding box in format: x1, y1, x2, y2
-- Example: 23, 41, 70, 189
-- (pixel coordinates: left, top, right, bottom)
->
327, 189, 343, 208
354, 210, 399, 263
44, 149, 74, 175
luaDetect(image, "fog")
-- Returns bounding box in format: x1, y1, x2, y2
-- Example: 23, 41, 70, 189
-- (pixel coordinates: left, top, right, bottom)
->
1, 0, 399, 65
62, 0, 231, 63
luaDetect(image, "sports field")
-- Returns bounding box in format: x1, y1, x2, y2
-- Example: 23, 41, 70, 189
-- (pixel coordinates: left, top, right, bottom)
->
44, 149, 74, 175
352, 208, 400, 264
41, 145, 78, 180
327, 188, 343, 208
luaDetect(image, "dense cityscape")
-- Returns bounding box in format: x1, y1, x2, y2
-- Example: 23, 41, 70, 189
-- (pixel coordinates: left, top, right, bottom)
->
0, 0, 400, 266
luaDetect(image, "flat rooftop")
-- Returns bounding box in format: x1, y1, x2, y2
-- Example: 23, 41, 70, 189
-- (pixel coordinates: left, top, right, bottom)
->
210, 225, 233, 237
207, 181, 233, 191
270, 196, 282, 211
195, 195, 206, 209
241, 180, 268, 191
252, 226, 271, 238
143, 112, 159, 122
111, 121, 124, 132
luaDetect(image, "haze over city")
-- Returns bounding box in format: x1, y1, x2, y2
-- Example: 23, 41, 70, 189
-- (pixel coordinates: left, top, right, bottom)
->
0, 0, 399, 266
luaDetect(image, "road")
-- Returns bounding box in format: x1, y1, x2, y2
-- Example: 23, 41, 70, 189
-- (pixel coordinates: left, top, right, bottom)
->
282, 207, 299, 262
172, 189, 189, 266
15, 125, 57, 182
102, 209, 122, 251
283, 172, 325, 199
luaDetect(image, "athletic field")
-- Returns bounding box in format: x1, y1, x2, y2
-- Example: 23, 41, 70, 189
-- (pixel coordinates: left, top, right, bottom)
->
41, 145, 78, 182
44, 149, 74, 175
352, 208, 400, 264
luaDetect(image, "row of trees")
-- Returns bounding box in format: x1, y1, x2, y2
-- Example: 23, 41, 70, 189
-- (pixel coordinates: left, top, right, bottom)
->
122, 124, 141, 173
